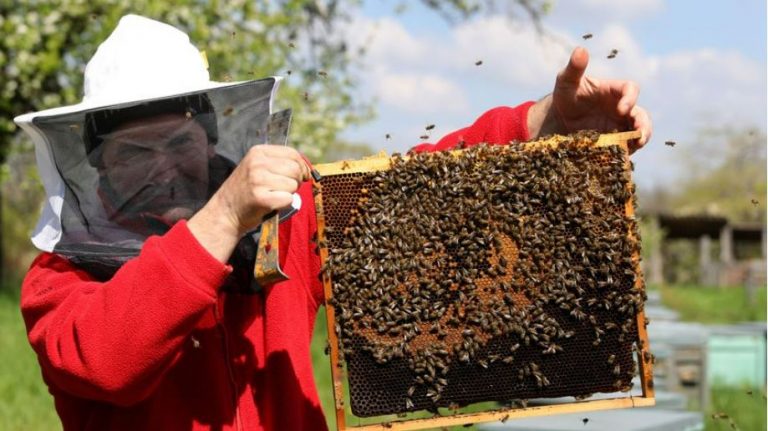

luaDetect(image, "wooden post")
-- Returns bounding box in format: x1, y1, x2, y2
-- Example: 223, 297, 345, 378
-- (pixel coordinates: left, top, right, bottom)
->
699, 234, 712, 286
648, 215, 664, 286
719, 225, 733, 286
719, 225, 733, 264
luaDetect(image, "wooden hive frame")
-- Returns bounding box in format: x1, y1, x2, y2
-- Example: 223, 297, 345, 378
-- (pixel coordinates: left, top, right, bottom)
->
313, 130, 655, 431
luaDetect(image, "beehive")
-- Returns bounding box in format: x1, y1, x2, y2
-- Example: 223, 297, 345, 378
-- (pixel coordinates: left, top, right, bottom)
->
313, 130, 654, 430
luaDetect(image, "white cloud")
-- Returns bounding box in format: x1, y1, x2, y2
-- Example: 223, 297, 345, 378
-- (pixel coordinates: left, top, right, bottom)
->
355, 18, 431, 68
649, 48, 765, 128
375, 72, 469, 114
448, 16, 570, 88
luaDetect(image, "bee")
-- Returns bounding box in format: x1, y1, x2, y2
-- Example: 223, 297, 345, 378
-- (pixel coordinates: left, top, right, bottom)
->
420, 135, 429, 140
286, 70, 292, 76
222, 106, 234, 116
185, 111, 193, 120
405, 397, 414, 409
664, 140, 676, 147
425, 124, 435, 131
385, 133, 391, 140
582, 33, 593, 40
288, 42, 296, 48
341, 161, 350, 170
607, 49, 618, 59
582, 417, 589, 425
475, 60, 483, 66
751, 199, 759, 206
318, 70, 328, 78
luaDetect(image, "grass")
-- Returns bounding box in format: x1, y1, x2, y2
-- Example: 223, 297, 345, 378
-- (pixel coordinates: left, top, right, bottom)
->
0, 287, 60, 431
656, 284, 767, 324
704, 384, 766, 431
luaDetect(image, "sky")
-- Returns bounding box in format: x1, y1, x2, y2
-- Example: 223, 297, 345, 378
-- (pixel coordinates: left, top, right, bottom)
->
339, 0, 767, 191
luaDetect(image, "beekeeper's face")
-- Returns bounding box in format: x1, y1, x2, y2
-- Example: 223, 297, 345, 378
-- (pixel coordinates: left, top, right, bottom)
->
100, 113, 215, 224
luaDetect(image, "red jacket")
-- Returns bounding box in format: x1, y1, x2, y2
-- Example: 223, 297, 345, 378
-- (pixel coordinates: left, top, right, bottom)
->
20, 102, 533, 431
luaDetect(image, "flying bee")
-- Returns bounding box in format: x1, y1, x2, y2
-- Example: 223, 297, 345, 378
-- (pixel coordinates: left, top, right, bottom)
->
475, 60, 483, 66
607, 49, 618, 59
582, 33, 593, 40
425, 124, 435, 131
318, 70, 328, 78
222, 106, 234, 116
664, 140, 676, 147
419, 134, 429, 140
385, 133, 391, 140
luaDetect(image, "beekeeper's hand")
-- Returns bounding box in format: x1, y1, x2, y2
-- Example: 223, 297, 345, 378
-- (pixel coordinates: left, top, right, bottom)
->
527, 47, 652, 153
188, 145, 311, 262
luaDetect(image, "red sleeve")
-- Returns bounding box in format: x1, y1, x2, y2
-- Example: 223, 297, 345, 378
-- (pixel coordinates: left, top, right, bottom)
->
409, 101, 535, 153
20, 221, 232, 406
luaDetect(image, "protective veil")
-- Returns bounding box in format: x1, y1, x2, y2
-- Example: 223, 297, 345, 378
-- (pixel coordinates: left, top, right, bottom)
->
19, 79, 298, 284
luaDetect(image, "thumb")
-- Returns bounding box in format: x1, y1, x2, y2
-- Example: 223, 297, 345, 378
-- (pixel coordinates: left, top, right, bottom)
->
557, 47, 589, 85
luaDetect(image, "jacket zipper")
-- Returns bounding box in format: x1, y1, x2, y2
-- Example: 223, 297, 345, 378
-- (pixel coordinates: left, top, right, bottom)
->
214, 298, 244, 431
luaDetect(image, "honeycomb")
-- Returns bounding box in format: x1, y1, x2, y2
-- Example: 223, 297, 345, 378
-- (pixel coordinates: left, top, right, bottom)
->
316, 131, 645, 418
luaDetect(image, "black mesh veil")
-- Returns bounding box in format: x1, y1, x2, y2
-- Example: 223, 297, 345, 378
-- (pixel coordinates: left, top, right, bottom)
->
28, 78, 285, 283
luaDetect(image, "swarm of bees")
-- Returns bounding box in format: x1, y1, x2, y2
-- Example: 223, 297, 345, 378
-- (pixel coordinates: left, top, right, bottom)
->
319, 131, 645, 417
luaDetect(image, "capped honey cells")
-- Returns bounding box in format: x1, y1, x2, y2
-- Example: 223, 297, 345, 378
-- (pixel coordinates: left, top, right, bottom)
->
317, 131, 646, 417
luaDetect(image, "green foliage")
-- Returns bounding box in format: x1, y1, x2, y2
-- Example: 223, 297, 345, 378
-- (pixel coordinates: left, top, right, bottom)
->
658, 284, 766, 324
1, 135, 44, 274
0, 0, 376, 162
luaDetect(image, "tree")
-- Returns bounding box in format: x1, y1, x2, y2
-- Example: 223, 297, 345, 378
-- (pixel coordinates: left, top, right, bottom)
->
670, 126, 766, 223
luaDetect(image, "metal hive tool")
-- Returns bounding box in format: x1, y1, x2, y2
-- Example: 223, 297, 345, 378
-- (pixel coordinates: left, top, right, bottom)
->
313, 130, 655, 431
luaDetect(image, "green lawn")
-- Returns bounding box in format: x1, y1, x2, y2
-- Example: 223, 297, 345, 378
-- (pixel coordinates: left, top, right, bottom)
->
657, 284, 767, 324
704, 384, 766, 431
0, 287, 60, 431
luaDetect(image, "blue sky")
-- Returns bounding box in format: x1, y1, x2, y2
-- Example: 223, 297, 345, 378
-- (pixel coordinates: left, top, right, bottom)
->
340, 0, 767, 190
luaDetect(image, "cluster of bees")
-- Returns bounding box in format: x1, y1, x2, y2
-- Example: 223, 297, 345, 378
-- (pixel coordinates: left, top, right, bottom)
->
321, 131, 646, 416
